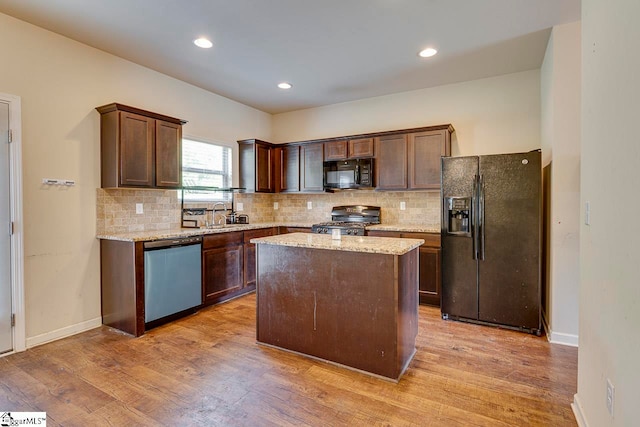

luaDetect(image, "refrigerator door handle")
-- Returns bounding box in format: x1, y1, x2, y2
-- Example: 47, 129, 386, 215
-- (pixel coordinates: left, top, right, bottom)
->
479, 174, 486, 260
472, 174, 479, 260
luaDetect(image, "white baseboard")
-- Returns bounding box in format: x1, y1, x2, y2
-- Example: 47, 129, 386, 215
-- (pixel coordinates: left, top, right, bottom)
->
542, 310, 579, 347
548, 330, 579, 347
26, 317, 102, 348
572, 394, 588, 427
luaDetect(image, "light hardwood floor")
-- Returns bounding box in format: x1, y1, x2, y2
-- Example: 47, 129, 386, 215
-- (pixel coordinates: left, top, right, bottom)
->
0, 294, 577, 426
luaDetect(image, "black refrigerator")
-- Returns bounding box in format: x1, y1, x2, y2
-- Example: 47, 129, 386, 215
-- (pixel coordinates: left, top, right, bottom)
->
440, 150, 541, 335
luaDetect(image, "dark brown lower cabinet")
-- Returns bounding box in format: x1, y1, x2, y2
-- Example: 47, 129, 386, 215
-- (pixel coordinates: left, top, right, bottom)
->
416, 245, 441, 306
367, 230, 442, 307
243, 227, 277, 289
202, 232, 244, 304
278, 226, 312, 234
100, 239, 145, 337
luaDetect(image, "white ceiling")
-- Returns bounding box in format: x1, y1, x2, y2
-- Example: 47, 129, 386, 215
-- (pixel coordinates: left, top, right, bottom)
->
0, 0, 580, 114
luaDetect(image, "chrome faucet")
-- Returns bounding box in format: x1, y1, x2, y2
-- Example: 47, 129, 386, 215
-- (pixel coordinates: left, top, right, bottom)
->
211, 202, 228, 225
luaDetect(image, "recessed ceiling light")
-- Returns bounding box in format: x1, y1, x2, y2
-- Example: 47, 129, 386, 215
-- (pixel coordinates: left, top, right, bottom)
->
194, 38, 213, 49
418, 48, 438, 58
278, 82, 292, 89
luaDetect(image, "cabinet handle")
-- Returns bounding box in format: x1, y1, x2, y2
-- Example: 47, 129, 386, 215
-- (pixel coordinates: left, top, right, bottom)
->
313, 291, 317, 331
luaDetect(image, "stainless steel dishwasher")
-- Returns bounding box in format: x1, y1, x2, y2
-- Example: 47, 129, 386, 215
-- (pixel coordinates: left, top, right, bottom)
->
143, 236, 202, 324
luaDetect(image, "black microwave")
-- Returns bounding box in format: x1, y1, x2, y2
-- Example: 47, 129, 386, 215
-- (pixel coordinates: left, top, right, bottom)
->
323, 158, 374, 189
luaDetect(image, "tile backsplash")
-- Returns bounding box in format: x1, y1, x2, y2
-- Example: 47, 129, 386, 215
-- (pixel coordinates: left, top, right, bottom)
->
97, 189, 182, 234
97, 188, 441, 234
235, 190, 441, 226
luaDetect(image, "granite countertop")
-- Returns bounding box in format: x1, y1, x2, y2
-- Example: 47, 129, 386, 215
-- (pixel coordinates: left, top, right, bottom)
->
250, 233, 424, 256
96, 222, 314, 242
96, 222, 439, 242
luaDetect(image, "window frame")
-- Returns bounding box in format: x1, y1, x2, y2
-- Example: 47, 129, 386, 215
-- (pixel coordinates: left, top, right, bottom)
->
181, 137, 233, 203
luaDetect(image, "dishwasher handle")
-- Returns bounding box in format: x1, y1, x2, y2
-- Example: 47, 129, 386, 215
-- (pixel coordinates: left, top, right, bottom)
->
143, 236, 202, 250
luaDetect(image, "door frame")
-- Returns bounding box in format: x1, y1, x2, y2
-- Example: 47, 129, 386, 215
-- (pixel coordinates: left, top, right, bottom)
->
0, 92, 25, 354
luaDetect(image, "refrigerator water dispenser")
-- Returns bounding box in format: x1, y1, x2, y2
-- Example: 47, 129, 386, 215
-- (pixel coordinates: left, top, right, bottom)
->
444, 197, 471, 236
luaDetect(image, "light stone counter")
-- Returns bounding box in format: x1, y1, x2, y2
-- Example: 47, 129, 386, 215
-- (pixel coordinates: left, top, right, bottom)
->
96, 222, 314, 242
96, 222, 439, 242
251, 232, 424, 256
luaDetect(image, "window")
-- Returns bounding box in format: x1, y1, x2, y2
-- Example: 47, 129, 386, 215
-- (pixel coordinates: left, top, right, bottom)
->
181, 138, 232, 202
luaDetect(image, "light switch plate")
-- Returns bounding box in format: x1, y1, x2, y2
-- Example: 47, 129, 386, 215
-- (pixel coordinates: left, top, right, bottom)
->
585, 201, 590, 225
236, 202, 244, 211
274, 202, 279, 210
400, 201, 406, 211
135, 203, 143, 214
307, 201, 313, 210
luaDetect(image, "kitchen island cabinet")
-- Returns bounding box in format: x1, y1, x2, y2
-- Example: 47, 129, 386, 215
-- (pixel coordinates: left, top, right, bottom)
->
252, 233, 422, 381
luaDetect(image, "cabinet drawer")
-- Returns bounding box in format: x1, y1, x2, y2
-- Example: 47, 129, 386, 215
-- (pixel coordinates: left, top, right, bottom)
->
244, 227, 277, 242
400, 232, 441, 247
203, 231, 244, 250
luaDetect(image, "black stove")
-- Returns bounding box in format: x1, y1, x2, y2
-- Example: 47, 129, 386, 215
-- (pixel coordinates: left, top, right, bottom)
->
311, 205, 381, 236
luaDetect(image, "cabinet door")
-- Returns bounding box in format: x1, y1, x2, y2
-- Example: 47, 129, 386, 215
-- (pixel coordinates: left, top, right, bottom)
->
243, 228, 276, 288
300, 143, 324, 192
418, 247, 441, 306
280, 145, 300, 192
324, 140, 347, 160
119, 111, 155, 187
155, 120, 182, 188
408, 130, 448, 190
256, 144, 273, 192
203, 244, 244, 302
375, 134, 408, 190
348, 137, 374, 158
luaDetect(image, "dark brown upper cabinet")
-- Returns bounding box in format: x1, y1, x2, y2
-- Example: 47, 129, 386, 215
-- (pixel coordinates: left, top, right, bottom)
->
300, 143, 324, 192
238, 124, 453, 193
408, 129, 452, 190
375, 134, 409, 190
277, 145, 300, 192
376, 125, 452, 190
96, 103, 186, 189
324, 137, 374, 161
238, 139, 275, 193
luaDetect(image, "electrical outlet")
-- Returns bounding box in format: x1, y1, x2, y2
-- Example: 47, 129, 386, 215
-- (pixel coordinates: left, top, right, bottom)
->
236, 202, 244, 212
400, 201, 406, 211
606, 378, 614, 416
585, 201, 591, 225
307, 201, 313, 210
135, 203, 143, 214
273, 202, 279, 210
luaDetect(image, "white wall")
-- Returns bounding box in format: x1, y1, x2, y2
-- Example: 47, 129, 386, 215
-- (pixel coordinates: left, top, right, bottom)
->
574, 1, 640, 426
273, 70, 541, 156
540, 22, 581, 346
0, 12, 271, 344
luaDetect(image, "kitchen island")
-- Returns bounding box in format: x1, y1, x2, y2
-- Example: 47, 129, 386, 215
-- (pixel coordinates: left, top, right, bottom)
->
251, 233, 423, 381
